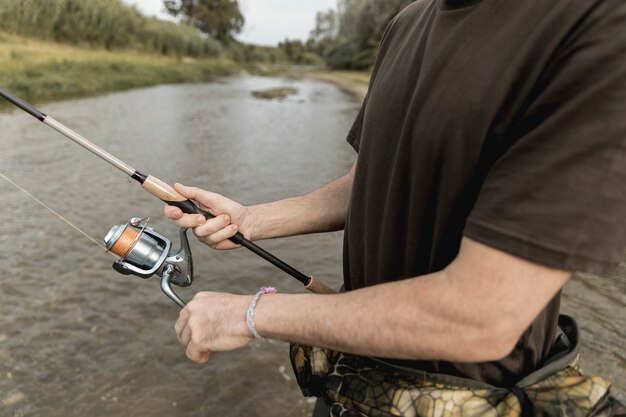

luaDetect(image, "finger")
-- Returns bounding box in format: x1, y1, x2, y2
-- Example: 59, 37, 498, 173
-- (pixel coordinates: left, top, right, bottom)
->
165, 201, 205, 228
169, 213, 207, 229
192, 215, 232, 239
199, 351, 210, 364
175, 309, 190, 338
178, 324, 192, 347
164, 205, 183, 220
209, 240, 242, 251
174, 184, 215, 207
174, 184, 234, 214
186, 341, 210, 364
204, 224, 239, 247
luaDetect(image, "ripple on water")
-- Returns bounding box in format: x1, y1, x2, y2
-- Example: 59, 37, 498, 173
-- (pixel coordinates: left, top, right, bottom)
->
1, 78, 624, 415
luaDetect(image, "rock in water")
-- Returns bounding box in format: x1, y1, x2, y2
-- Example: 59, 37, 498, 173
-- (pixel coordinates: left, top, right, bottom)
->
252, 87, 298, 100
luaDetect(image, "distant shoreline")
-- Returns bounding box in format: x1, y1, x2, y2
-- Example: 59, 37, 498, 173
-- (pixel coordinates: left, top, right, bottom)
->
0, 33, 236, 112
0, 33, 371, 113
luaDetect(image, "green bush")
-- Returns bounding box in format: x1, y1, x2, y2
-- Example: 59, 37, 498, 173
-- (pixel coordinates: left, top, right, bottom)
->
0, 0, 222, 58
52, 0, 143, 49
140, 17, 222, 58
300, 52, 325, 67
325, 40, 360, 70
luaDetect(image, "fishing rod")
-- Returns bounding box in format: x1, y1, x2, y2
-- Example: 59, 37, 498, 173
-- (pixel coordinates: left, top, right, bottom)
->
0, 88, 335, 305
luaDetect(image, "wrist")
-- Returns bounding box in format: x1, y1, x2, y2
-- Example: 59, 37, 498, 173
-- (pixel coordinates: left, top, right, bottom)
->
245, 204, 265, 241
239, 295, 255, 338
246, 288, 277, 339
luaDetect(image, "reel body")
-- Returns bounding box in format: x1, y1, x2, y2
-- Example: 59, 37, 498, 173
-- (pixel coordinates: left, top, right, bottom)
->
104, 218, 193, 308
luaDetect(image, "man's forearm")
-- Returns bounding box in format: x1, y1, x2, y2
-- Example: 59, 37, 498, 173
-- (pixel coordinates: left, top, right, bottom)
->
254, 272, 502, 362
248, 162, 356, 240
253, 238, 571, 363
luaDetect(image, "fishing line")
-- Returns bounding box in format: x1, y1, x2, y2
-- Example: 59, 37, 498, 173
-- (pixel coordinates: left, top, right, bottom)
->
0, 171, 114, 256
0, 88, 336, 295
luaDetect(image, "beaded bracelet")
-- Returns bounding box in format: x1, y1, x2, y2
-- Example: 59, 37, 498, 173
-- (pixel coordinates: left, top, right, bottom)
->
246, 287, 277, 339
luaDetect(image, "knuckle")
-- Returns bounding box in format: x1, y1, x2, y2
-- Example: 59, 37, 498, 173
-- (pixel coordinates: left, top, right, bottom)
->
185, 302, 196, 311
190, 333, 204, 346
208, 232, 224, 244
184, 303, 195, 315
191, 292, 206, 302
196, 292, 211, 300
193, 228, 211, 240
186, 349, 197, 361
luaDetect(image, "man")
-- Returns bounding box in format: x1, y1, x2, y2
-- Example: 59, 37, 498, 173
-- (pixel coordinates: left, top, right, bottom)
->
165, 0, 625, 415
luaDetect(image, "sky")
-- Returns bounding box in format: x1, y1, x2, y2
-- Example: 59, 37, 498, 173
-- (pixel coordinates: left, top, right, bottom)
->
122, 0, 337, 46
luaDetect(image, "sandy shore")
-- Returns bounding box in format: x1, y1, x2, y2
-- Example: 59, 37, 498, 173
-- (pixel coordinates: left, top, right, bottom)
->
302, 71, 370, 102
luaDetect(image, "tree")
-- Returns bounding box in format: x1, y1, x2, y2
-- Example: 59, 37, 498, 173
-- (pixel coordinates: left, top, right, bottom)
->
308, 9, 338, 57
164, 0, 244, 42
279, 39, 306, 63
308, 0, 415, 70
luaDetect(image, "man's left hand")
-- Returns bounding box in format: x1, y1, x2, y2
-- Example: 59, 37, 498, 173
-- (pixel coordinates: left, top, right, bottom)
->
175, 292, 254, 364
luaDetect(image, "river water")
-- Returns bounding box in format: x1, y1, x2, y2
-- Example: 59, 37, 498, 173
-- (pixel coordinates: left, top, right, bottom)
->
0, 77, 623, 416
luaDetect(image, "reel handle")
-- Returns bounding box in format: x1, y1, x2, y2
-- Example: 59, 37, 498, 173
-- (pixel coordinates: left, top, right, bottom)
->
161, 264, 186, 308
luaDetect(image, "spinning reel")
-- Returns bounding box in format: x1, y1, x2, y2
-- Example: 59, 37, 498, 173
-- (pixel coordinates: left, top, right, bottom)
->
104, 218, 192, 308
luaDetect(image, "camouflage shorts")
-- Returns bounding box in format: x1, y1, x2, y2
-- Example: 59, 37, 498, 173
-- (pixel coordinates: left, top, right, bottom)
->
290, 315, 625, 417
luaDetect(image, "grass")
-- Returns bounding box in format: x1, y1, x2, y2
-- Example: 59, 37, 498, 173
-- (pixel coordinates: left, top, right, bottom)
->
0, 32, 236, 111
0, 32, 371, 112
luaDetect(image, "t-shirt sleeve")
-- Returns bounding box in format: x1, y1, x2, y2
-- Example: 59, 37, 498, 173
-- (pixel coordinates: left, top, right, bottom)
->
347, 95, 367, 153
464, 4, 626, 275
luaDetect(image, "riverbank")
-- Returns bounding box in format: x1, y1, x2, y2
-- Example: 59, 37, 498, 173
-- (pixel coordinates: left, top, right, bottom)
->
302, 71, 369, 102
0, 33, 237, 111
0, 33, 371, 112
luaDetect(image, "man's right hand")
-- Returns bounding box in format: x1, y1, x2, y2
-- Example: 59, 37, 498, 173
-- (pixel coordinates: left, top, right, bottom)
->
164, 183, 255, 250
164, 160, 356, 249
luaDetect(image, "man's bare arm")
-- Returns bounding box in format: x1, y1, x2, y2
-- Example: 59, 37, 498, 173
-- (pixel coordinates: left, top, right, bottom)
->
248, 161, 356, 240
253, 237, 571, 362
164, 161, 356, 249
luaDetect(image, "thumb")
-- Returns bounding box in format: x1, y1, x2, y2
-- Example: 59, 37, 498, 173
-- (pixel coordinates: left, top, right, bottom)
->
174, 183, 202, 200
174, 183, 229, 213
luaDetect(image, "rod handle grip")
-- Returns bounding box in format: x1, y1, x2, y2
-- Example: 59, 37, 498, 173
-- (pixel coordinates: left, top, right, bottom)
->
0, 88, 46, 121
305, 277, 337, 294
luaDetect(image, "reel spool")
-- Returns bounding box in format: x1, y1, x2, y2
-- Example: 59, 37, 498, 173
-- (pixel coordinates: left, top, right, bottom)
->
104, 218, 193, 308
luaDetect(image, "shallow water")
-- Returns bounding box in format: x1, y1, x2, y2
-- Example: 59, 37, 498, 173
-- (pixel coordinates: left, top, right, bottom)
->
0, 77, 623, 416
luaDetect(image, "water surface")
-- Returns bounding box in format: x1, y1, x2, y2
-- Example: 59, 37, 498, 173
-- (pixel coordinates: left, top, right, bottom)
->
0, 77, 623, 416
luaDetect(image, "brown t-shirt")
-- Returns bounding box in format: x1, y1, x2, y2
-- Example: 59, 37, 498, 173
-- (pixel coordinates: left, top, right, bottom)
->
344, 0, 626, 386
